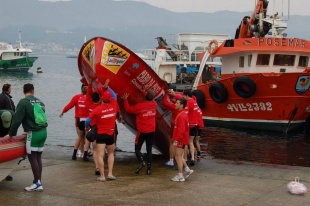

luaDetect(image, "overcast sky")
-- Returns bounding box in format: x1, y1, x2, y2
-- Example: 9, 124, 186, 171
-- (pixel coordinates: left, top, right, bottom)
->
133, 0, 307, 16
42, 0, 309, 16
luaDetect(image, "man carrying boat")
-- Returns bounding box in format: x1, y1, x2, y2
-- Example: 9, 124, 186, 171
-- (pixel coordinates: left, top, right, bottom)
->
0, 83, 15, 181
171, 98, 193, 182
5, 83, 48, 192
122, 90, 157, 175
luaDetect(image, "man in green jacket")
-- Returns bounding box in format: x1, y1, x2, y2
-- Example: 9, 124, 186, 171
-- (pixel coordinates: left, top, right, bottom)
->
5, 83, 48, 192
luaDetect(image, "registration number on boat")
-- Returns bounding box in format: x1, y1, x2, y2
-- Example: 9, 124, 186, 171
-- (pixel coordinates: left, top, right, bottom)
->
227, 102, 272, 112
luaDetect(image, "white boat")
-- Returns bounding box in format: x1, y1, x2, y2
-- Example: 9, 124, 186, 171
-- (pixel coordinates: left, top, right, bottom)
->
0, 31, 38, 72
139, 33, 230, 90
66, 52, 78, 58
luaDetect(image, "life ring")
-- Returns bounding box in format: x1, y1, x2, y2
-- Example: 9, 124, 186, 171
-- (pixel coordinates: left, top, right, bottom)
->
209, 82, 228, 103
207, 39, 218, 54
233, 76, 256, 98
163, 72, 172, 83
192, 89, 206, 109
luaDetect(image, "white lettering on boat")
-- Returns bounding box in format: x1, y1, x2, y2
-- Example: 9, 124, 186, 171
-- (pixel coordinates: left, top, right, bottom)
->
258, 38, 306, 48
130, 70, 162, 94
227, 102, 272, 112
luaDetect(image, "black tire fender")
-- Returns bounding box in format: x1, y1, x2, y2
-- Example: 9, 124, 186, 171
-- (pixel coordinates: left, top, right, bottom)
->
233, 76, 256, 98
209, 82, 228, 103
2, 63, 8, 69
192, 89, 206, 109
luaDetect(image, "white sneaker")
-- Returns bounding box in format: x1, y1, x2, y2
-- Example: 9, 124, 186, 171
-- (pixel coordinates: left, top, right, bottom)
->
184, 170, 194, 179
25, 183, 43, 192
171, 175, 185, 182
165, 160, 174, 167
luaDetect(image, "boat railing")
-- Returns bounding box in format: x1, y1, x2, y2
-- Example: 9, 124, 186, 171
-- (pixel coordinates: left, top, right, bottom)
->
139, 48, 207, 63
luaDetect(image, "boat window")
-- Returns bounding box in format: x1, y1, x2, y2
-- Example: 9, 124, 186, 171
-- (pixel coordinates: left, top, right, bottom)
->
14, 52, 17, 56
256, 54, 270, 65
239, 56, 244, 67
298, 56, 309, 67
273, 54, 295, 66
248, 55, 252, 67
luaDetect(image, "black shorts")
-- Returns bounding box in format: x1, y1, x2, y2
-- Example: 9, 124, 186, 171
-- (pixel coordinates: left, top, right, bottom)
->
189, 125, 199, 137
196, 129, 202, 136
96, 133, 115, 145
78, 120, 85, 131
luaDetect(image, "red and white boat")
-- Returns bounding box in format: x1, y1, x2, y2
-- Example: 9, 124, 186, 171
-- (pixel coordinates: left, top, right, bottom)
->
78, 37, 171, 154
192, 0, 310, 133
0, 135, 26, 181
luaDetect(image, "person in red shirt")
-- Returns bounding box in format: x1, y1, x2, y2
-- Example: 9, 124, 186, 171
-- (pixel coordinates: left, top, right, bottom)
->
183, 89, 200, 166
85, 90, 119, 181
59, 84, 88, 160
122, 90, 157, 175
192, 93, 204, 159
171, 98, 193, 182
162, 88, 182, 167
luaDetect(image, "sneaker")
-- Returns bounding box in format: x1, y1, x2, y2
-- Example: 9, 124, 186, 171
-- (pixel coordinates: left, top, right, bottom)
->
72, 155, 77, 160
171, 175, 185, 182
25, 183, 43, 192
189, 160, 195, 166
184, 170, 194, 179
165, 160, 174, 167
83, 156, 89, 162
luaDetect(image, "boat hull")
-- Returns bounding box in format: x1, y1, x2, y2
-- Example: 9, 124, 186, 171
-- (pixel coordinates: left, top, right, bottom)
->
0, 135, 26, 163
197, 73, 310, 133
0, 57, 38, 72
78, 37, 171, 155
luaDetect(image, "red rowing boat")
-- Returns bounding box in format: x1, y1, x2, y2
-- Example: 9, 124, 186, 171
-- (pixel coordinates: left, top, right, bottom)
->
78, 37, 171, 155
0, 135, 26, 163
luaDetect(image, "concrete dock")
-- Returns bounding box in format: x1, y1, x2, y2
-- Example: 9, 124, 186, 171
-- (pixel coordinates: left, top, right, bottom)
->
0, 145, 309, 206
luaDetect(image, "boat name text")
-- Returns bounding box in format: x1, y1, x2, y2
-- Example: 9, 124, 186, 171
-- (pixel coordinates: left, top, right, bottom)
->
227, 102, 272, 112
258, 38, 306, 48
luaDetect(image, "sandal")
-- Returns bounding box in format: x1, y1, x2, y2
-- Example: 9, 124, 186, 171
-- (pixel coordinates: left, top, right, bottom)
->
96, 177, 106, 182
107, 176, 116, 181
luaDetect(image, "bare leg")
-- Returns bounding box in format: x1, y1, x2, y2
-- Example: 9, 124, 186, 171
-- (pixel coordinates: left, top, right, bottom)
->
189, 136, 195, 161
106, 144, 115, 177
96, 143, 106, 180
92, 141, 99, 169
174, 147, 184, 173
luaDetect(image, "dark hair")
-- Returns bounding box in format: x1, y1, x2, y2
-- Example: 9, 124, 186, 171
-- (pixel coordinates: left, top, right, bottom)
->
146, 90, 155, 101
91, 92, 100, 102
183, 89, 192, 97
81, 86, 87, 95
23, 83, 34, 93
2, 83, 11, 92
178, 98, 187, 108
81, 83, 87, 89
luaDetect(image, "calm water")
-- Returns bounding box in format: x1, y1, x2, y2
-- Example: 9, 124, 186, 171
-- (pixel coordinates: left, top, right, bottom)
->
1, 55, 310, 167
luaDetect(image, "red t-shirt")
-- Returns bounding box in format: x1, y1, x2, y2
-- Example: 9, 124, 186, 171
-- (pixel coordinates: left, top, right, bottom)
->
78, 95, 89, 118
85, 84, 101, 114
89, 99, 119, 135
172, 109, 189, 145
124, 99, 157, 133
162, 93, 179, 124
62, 93, 83, 118
185, 98, 200, 127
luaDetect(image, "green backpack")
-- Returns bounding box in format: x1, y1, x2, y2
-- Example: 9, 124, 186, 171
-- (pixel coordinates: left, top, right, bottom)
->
34, 102, 47, 126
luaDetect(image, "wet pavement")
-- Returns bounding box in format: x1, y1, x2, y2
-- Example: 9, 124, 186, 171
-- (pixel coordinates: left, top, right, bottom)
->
0, 145, 310, 206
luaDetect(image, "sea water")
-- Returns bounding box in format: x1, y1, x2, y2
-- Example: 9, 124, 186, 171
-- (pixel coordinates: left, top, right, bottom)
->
1, 55, 310, 167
